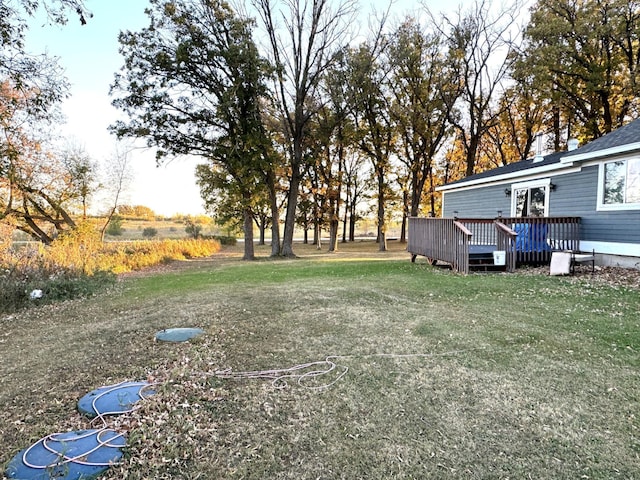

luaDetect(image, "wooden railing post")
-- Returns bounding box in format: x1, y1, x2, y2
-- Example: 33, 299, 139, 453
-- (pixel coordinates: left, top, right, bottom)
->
453, 220, 472, 274
494, 221, 517, 272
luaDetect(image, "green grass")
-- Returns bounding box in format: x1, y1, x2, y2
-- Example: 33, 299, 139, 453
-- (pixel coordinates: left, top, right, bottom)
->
1, 242, 639, 479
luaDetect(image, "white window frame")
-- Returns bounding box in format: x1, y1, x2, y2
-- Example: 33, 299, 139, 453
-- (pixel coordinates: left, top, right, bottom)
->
597, 157, 640, 211
509, 178, 551, 217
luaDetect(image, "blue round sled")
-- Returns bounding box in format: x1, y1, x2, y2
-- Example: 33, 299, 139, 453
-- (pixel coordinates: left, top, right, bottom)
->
77, 380, 155, 418
155, 327, 204, 342
5, 428, 126, 480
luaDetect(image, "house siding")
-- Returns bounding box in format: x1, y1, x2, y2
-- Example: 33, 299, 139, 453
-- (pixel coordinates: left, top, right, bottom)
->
437, 120, 640, 259
442, 184, 512, 218
551, 165, 640, 244
442, 164, 640, 244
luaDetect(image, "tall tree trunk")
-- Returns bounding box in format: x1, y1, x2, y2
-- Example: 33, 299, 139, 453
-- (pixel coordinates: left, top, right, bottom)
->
342, 185, 350, 242
266, 169, 280, 257
400, 188, 409, 243
429, 169, 436, 217
329, 136, 344, 252
465, 134, 479, 177
328, 191, 339, 250
313, 201, 321, 247
349, 209, 356, 241
280, 149, 302, 257
410, 180, 421, 217
314, 222, 322, 250
342, 207, 348, 242
328, 214, 339, 251
376, 168, 387, 251
552, 104, 561, 151
242, 205, 255, 260
601, 91, 613, 134
258, 218, 266, 245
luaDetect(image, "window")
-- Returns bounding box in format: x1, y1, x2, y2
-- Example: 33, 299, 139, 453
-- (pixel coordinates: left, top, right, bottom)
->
510, 179, 551, 217
599, 158, 640, 210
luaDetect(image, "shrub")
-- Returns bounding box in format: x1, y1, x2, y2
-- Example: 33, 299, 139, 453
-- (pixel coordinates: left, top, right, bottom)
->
106, 215, 124, 236
212, 235, 237, 246
0, 223, 13, 256
47, 221, 102, 275
0, 221, 222, 313
185, 220, 202, 239
142, 227, 158, 238
97, 239, 221, 274
0, 249, 115, 314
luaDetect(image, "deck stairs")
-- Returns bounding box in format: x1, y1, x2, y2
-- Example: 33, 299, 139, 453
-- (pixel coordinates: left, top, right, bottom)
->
468, 248, 506, 272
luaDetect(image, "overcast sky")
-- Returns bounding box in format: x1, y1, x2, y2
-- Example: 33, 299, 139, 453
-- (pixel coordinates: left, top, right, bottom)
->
25, 0, 454, 217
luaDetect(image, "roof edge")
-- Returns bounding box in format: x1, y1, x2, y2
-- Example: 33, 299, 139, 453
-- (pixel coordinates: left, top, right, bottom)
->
560, 141, 640, 163
436, 162, 569, 192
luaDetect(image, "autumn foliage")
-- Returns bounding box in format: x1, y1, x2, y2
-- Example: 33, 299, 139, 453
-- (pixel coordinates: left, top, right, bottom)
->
44, 222, 221, 274
0, 222, 221, 312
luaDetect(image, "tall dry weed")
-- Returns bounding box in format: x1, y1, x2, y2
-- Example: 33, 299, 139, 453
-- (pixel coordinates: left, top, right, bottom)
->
1, 222, 221, 312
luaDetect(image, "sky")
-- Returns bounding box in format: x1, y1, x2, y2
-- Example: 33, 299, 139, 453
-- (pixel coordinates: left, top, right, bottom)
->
26, 0, 207, 216
24, 0, 454, 217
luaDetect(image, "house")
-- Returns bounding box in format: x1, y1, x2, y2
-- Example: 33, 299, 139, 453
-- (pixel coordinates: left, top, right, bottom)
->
436, 119, 640, 268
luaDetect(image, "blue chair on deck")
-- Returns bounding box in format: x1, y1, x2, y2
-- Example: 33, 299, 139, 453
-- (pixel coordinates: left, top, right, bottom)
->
514, 223, 551, 252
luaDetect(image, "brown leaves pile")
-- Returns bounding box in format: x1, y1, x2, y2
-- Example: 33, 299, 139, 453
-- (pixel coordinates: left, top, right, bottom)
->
101, 338, 229, 479
519, 265, 640, 291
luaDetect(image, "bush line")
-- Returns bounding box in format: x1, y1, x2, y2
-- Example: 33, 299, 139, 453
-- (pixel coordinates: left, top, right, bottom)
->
0, 223, 222, 313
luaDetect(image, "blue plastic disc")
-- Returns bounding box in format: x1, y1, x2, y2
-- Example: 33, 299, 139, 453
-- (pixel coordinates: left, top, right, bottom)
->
155, 327, 204, 342
5, 428, 126, 480
77, 381, 155, 418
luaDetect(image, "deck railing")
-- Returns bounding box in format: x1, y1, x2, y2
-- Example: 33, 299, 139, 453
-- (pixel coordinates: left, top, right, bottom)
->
407, 217, 472, 273
499, 216, 581, 264
495, 221, 518, 272
408, 216, 581, 273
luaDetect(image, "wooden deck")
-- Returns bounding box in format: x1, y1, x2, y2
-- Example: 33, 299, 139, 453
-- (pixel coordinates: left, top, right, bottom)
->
408, 216, 581, 274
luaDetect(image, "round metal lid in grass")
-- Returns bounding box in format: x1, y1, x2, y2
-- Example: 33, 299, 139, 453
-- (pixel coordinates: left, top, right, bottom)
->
155, 327, 205, 342
77, 381, 156, 418
5, 429, 126, 479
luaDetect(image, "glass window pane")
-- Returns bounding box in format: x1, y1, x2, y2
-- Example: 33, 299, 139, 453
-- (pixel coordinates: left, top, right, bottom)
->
515, 189, 527, 217
604, 161, 625, 204
625, 158, 640, 204
529, 187, 546, 216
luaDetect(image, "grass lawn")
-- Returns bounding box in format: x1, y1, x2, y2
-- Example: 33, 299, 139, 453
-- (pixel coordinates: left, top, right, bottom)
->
1, 241, 638, 479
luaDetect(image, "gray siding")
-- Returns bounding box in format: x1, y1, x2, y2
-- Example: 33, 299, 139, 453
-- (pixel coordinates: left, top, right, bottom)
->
550, 165, 640, 244
442, 164, 640, 244
442, 184, 511, 218
548, 167, 597, 217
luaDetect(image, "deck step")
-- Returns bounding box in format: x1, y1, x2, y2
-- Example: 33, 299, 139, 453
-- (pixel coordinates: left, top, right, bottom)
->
469, 255, 506, 272
469, 264, 506, 272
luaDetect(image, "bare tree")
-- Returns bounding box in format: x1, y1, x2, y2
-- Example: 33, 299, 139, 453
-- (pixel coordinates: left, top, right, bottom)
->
100, 143, 133, 242
251, 0, 357, 257
432, 0, 521, 177
61, 141, 97, 219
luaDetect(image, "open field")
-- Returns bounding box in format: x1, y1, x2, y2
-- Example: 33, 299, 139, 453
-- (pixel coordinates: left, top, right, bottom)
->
1, 241, 639, 479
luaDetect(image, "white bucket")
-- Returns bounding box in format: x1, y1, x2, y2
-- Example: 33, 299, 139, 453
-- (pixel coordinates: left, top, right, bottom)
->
493, 250, 506, 266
